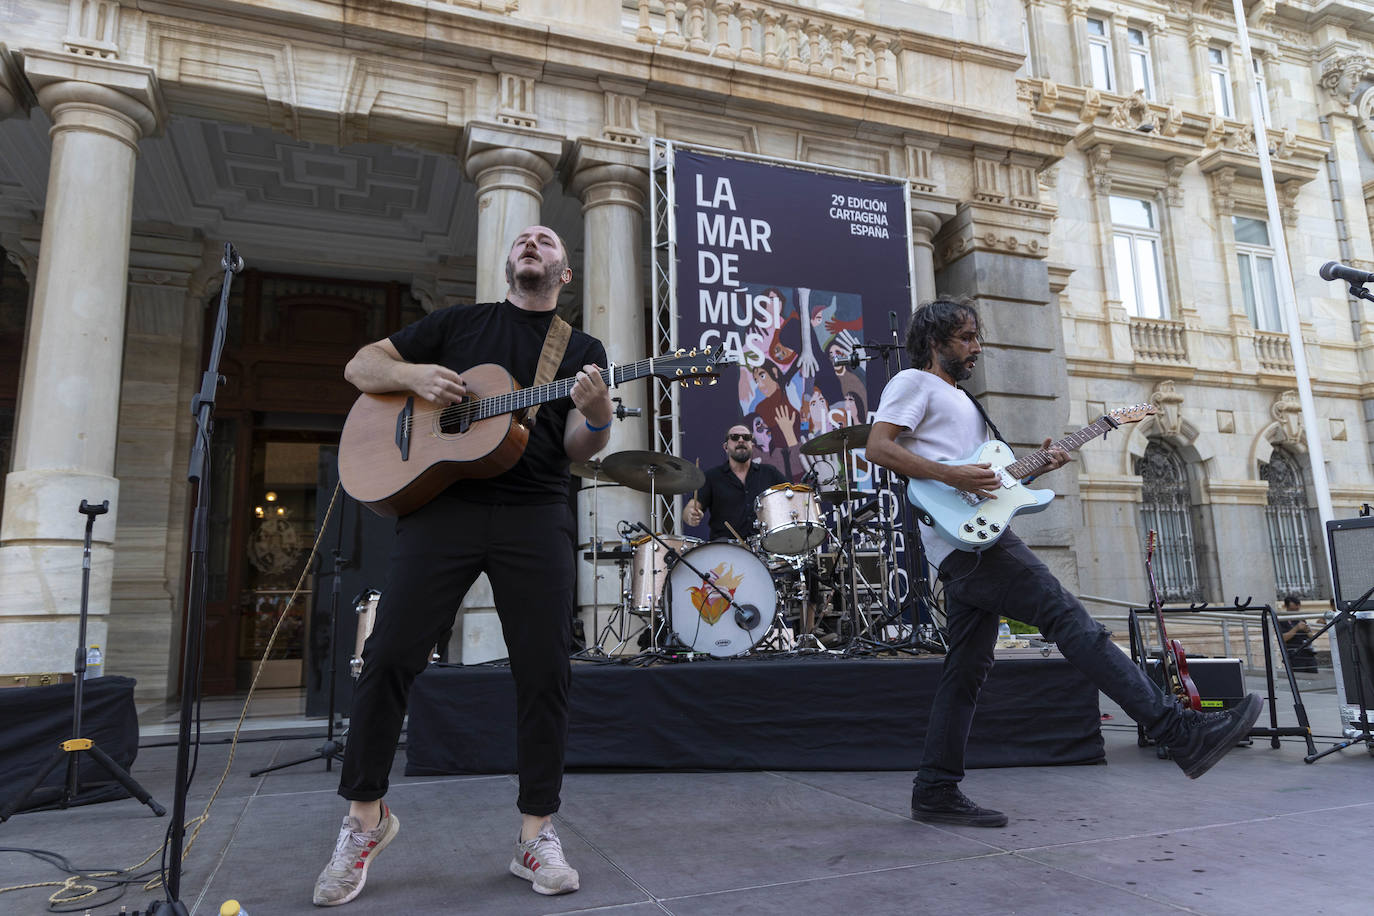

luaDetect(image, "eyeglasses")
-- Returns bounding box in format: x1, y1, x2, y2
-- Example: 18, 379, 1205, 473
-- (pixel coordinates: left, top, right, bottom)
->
728, 433, 754, 442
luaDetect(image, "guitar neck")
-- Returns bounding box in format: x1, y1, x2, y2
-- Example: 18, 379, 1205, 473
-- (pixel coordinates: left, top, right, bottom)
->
1004, 415, 1119, 480
474, 358, 655, 420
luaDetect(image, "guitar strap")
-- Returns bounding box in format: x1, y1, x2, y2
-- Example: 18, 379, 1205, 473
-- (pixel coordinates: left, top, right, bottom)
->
958, 386, 1004, 442
523, 314, 572, 426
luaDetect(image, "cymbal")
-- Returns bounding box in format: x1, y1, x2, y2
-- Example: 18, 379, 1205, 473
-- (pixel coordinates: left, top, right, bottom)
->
818, 483, 866, 502
601, 450, 705, 496
570, 459, 620, 481
800, 423, 872, 456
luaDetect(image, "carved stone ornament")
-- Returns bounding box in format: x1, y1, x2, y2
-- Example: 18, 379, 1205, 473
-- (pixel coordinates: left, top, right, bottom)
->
1108, 90, 1158, 132
1150, 379, 1185, 438
1319, 54, 1371, 106
1271, 389, 1303, 444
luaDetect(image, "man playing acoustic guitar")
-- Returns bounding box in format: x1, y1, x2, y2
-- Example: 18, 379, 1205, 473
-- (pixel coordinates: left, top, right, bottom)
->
313, 226, 612, 905
865, 297, 1262, 828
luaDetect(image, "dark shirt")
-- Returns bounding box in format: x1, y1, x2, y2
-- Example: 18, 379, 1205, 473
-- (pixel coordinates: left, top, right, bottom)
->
389, 300, 607, 505
694, 460, 787, 541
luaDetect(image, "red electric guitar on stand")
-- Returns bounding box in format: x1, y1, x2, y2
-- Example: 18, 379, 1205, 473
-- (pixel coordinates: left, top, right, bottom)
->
1144, 530, 1202, 711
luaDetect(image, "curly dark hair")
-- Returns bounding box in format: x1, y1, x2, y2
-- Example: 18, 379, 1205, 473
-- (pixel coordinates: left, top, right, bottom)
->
906, 297, 980, 370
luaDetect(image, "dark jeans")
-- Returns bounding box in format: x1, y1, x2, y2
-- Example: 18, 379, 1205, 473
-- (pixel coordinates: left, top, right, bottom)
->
917, 530, 1184, 790
339, 497, 575, 816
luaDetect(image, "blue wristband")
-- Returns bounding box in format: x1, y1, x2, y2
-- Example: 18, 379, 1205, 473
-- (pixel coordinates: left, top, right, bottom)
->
584, 418, 611, 432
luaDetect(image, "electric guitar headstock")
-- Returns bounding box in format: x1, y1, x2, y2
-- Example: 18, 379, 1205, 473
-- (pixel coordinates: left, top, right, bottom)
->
1108, 403, 1157, 426
644, 346, 726, 387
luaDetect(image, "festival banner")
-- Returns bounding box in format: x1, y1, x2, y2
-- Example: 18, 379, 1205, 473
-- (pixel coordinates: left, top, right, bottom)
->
673, 148, 911, 513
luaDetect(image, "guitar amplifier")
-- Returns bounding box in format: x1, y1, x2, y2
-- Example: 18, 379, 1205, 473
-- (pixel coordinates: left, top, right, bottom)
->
1145, 657, 1246, 711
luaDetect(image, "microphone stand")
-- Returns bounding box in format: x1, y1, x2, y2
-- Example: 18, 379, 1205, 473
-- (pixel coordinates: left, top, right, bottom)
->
147, 243, 243, 915
1301, 583, 1373, 763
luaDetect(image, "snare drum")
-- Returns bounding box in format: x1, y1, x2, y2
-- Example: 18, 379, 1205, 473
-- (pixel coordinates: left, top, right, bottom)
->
351, 589, 382, 678
666, 541, 777, 657
754, 483, 826, 555
629, 534, 702, 613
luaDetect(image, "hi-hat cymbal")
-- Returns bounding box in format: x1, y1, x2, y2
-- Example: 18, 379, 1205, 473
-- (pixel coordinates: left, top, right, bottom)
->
570, 459, 614, 481
800, 423, 873, 456
601, 450, 705, 495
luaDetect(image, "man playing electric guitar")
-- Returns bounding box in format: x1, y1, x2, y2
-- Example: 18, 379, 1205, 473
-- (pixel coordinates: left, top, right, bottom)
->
866, 297, 1262, 829
312, 226, 609, 906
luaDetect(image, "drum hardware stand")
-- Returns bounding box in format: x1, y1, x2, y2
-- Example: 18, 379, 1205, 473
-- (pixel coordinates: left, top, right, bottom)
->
628, 523, 767, 655
0, 500, 167, 823
250, 492, 354, 777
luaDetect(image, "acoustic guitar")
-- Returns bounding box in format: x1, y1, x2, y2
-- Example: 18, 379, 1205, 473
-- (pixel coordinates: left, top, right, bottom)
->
338, 349, 722, 516
905, 403, 1156, 551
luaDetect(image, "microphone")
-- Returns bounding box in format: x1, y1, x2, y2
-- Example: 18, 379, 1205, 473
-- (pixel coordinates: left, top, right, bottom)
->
613, 399, 642, 420
734, 603, 762, 630
843, 349, 869, 369
1319, 261, 1374, 286
889, 309, 900, 343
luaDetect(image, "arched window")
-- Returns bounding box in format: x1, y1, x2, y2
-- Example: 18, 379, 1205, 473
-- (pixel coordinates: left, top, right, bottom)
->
1261, 448, 1316, 597
1136, 440, 1202, 602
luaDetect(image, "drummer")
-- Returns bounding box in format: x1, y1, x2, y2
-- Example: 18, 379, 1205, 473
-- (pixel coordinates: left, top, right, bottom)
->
683, 422, 787, 542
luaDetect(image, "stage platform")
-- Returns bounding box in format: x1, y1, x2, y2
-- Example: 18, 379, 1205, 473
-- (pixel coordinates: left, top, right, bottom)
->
406, 653, 1105, 776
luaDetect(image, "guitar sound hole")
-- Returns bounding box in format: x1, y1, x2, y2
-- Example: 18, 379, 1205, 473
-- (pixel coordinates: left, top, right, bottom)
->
438, 402, 470, 435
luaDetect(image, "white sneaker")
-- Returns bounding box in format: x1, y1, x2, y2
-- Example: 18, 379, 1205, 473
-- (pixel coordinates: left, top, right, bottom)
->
312, 804, 399, 906
509, 823, 580, 895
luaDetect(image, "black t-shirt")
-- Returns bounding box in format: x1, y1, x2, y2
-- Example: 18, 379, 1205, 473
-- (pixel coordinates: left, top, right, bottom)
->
695, 460, 787, 541
389, 300, 607, 505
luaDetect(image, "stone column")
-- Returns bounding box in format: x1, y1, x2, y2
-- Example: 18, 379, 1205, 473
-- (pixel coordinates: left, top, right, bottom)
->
933, 202, 1082, 588
461, 123, 564, 302
0, 52, 163, 678
910, 209, 944, 305
107, 236, 212, 699
567, 140, 652, 635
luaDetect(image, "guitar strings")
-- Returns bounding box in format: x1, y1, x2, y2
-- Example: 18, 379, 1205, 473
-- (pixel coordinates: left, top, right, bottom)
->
397, 358, 659, 433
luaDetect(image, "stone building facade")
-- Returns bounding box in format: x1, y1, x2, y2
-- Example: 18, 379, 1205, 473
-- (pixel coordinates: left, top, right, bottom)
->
0, 0, 1370, 699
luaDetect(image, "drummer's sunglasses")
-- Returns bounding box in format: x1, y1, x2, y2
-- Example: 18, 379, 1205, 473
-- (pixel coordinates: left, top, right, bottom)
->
728, 433, 754, 442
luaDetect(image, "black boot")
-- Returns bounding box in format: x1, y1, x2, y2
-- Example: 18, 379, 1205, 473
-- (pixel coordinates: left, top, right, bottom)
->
911, 783, 1008, 827
1168, 693, 1263, 779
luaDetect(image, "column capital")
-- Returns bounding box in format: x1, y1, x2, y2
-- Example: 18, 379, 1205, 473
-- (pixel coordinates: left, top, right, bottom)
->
935, 201, 1054, 266
24, 49, 165, 146
565, 139, 648, 210
0, 43, 34, 119
461, 121, 564, 187
909, 208, 946, 243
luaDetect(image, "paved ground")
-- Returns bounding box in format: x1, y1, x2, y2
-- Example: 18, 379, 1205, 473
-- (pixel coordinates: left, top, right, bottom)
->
1, 673, 1369, 915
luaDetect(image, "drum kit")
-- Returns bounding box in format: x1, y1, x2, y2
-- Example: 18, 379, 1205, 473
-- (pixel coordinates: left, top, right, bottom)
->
577, 423, 914, 660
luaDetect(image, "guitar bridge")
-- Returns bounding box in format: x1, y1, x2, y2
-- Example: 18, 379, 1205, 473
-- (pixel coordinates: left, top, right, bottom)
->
395, 397, 413, 461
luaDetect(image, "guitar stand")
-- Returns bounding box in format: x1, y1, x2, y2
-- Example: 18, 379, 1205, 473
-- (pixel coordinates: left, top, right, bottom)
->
1126, 603, 1316, 759
0, 501, 167, 823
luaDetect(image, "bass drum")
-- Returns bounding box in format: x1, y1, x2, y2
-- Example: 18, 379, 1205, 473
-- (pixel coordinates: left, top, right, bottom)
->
665, 542, 777, 658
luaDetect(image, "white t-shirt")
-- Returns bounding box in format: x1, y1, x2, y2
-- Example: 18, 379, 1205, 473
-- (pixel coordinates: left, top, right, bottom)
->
873, 368, 992, 570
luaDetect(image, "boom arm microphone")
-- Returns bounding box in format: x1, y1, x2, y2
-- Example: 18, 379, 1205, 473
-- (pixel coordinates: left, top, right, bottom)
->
1319, 261, 1374, 286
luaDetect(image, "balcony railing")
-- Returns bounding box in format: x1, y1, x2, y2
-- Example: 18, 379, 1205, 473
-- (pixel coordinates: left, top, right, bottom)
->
1129, 317, 1188, 364
1254, 330, 1294, 373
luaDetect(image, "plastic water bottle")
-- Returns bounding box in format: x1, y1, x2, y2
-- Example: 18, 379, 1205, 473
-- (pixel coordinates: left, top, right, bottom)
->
997, 620, 1011, 639
84, 645, 103, 679
220, 900, 249, 916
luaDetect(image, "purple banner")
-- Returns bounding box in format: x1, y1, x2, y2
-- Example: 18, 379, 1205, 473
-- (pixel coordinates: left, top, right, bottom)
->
674, 149, 911, 495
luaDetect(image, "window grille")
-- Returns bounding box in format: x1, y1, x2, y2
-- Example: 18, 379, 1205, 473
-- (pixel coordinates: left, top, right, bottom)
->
1136, 440, 1202, 602
1261, 449, 1317, 598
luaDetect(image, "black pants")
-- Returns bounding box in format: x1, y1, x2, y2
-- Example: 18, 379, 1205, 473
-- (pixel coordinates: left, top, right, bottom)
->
339, 497, 575, 816
918, 530, 1184, 789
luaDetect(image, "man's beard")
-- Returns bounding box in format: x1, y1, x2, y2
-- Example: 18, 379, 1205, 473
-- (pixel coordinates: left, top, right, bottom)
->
938, 349, 975, 382
507, 256, 565, 295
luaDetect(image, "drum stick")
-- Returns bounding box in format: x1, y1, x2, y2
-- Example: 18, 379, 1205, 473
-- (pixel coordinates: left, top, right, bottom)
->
692, 457, 700, 505
724, 520, 748, 548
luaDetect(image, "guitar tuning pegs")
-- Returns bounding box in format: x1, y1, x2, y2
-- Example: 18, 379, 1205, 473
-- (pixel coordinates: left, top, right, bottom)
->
689, 347, 697, 356
703, 345, 713, 354
676, 368, 683, 376
675, 348, 684, 357
709, 378, 718, 386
